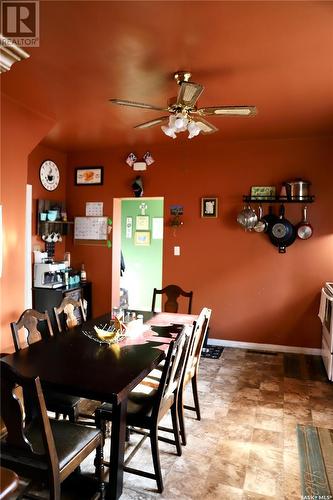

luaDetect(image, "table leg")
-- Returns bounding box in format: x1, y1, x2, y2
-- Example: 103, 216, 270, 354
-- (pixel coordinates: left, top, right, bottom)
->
108, 398, 127, 499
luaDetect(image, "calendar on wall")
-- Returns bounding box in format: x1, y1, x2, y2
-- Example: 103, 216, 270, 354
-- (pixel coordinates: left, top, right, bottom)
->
74, 217, 108, 240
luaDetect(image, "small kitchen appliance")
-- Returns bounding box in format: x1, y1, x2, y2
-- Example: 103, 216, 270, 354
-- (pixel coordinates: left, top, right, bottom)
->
34, 262, 66, 288
318, 282, 333, 381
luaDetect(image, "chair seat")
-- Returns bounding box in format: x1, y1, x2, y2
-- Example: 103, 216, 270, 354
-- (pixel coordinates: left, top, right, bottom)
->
1, 419, 101, 473
44, 390, 81, 412
98, 382, 159, 419
98, 385, 175, 431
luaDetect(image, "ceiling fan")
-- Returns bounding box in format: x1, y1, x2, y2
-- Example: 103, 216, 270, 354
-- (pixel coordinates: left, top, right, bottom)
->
110, 71, 257, 139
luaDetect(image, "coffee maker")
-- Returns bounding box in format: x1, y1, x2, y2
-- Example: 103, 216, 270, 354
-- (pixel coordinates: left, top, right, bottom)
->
34, 262, 66, 288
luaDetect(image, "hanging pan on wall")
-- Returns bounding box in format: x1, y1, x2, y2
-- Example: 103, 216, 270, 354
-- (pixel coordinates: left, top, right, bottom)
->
268, 204, 297, 253
236, 205, 258, 231
296, 206, 313, 240
262, 205, 278, 232
253, 205, 267, 233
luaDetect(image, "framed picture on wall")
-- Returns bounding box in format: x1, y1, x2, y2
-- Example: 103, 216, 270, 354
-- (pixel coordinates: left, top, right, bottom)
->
135, 231, 150, 246
136, 215, 149, 230
75, 167, 104, 185
201, 197, 218, 218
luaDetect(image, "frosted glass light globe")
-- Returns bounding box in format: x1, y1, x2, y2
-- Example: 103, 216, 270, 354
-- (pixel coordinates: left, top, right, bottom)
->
161, 125, 177, 139
187, 121, 201, 139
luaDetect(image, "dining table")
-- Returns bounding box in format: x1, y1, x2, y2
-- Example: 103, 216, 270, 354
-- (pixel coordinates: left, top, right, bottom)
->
1, 310, 197, 499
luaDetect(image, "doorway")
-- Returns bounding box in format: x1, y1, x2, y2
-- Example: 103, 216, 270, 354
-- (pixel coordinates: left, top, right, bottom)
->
112, 197, 164, 311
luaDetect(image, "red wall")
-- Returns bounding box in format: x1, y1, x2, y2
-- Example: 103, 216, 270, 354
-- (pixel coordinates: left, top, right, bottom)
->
0, 94, 54, 351
66, 135, 333, 349
28, 144, 68, 261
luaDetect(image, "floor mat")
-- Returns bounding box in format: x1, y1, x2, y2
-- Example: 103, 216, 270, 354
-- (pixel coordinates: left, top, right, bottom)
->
297, 424, 333, 499
201, 346, 224, 359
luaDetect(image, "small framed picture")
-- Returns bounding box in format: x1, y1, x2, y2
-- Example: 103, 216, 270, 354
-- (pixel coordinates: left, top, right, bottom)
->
201, 197, 218, 218
136, 215, 149, 230
75, 167, 104, 186
135, 231, 150, 246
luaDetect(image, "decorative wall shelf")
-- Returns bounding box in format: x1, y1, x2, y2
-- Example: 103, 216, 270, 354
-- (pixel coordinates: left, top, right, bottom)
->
37, 199, 73, 236
243, 196, 315, 204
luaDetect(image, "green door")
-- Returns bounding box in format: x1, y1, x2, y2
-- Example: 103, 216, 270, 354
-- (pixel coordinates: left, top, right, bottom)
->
120, 198, 163, 311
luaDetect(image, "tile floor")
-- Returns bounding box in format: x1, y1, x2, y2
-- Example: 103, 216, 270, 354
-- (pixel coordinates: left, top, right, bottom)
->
11, 348, 333, 499
117, 348, 333, 500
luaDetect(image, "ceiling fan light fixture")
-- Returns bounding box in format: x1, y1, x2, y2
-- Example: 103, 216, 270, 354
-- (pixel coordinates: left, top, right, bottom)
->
161, 125, 177, 139
174, 113, 188, 131
187, 120, 202, 139
112, 71, 257, 139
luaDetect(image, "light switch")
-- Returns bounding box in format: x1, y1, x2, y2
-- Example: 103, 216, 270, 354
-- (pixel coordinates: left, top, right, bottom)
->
174, 246, 180, 256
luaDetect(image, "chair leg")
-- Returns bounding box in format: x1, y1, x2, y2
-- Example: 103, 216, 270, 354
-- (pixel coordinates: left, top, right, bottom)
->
69, 403, 80, 423
68, 410, 75, 422
150, 426, 163, 493
171, 404, 182, 456
177, 389, 186, 446
191, 373, 201, 421
95, 440, 105, 499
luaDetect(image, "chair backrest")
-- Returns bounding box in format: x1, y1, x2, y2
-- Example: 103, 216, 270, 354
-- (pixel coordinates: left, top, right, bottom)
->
151, 285, 193, 314
152, 330, 187, 420
185, 307, 212, 378
0, 360, 59, 477
53, 296, 86, 333
10, 309, 53, 352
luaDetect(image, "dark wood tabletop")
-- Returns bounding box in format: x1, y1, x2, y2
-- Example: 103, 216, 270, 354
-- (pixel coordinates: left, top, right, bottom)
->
1, 311, 195, 499
3, 312, 165, 405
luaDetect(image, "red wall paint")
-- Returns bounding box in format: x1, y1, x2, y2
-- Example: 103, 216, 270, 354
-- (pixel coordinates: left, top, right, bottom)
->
28, 144, 68, 261
66, 135, 333, 349
0, 94, 54, 352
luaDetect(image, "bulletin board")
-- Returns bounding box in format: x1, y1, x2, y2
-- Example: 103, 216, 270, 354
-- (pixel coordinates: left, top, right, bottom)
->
74, 216, 108, 242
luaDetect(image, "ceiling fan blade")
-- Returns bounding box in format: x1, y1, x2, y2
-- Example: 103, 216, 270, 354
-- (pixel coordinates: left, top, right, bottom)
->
110, 99, 168, 112
177, 82, 204, 107
195, 118, 219, 134
134, 116, 169, 129
198, 106, 257, 117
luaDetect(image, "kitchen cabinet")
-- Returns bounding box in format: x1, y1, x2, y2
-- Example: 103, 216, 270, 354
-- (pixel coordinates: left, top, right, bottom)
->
32, 282, 92, 334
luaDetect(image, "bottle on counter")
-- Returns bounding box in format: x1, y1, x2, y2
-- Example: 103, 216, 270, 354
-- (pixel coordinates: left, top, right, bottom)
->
80, 264, 87, 282
64, 252, 71, 268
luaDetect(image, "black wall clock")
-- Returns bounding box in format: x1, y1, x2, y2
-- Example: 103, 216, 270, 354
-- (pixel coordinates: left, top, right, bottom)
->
39, 160, 60, 191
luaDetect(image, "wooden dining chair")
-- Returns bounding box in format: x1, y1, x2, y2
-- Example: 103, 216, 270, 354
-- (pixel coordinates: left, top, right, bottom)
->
54, 297, 100, 423
10, 309, 81, 423
95, 330, 187, 493
53, 296, 86, 333
179, 307, 212, 434
151, 284, 193, 314
0, 360, 103, 500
